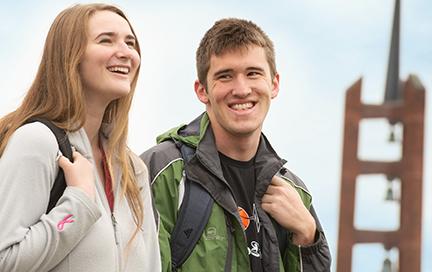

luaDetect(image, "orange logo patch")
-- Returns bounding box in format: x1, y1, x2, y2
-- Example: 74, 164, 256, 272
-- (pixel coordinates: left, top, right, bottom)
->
238, 206, 250, 230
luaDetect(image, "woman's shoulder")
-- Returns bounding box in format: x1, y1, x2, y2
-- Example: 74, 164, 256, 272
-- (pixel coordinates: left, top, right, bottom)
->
128, 149, 148, 176
6, 122, 59, 157
0, 122, 59, 184
127, 149, 151, 191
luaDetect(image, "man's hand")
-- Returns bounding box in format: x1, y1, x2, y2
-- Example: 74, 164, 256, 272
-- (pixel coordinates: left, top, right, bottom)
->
261, 175, 316, 246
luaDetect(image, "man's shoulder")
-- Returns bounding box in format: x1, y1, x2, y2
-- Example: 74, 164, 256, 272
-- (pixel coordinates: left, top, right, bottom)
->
140, 141, 180, 161
279, 166, 310, 192
140, 141, 183, 182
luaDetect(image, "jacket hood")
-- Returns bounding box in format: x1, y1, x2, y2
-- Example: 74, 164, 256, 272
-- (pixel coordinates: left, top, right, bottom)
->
156, 113, 209, 148
156, 112, 287, 196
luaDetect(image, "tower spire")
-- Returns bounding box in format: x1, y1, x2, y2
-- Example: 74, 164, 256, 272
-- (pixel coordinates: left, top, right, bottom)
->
384, 0, 401, 103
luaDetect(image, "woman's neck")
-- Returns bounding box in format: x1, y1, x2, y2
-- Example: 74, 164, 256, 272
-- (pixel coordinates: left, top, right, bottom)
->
83, 109, 105, 149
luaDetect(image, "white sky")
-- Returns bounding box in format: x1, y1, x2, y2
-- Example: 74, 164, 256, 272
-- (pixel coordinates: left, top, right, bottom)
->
1, 1, 431, 271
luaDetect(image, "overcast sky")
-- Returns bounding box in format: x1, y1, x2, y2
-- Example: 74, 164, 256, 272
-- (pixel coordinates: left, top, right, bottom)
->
1, 0, 431, 271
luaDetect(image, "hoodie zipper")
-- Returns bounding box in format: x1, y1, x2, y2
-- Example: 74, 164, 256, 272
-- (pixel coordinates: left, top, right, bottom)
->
111, 213, 119, 245
111, 212, 122, 271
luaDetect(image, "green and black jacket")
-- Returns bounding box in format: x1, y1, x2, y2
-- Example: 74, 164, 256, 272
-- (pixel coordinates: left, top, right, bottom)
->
141, 113, 331, 272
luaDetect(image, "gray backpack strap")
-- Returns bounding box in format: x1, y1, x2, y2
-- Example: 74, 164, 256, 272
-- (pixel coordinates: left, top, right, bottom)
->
25, 117, 73, 213
170, 143, 214, 271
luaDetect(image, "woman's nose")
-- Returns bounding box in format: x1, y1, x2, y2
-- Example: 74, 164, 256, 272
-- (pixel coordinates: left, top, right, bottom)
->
115, 42, 134, 60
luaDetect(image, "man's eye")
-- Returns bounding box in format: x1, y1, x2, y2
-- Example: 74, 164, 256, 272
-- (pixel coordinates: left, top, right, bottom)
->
248, 71, 261, 77
218, 74, 231, 80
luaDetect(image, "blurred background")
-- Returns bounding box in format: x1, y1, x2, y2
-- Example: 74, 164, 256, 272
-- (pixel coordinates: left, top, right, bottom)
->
1, 0, 430, 271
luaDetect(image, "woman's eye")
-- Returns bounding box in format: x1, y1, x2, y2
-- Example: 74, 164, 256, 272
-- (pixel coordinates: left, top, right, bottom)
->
126, 41, 136, 48
99, 38, 112, 44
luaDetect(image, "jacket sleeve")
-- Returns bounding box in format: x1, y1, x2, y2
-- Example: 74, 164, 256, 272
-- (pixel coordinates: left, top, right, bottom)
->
283, 205, 331, 272
0, 123, 101, 272
279, 169, 331, 272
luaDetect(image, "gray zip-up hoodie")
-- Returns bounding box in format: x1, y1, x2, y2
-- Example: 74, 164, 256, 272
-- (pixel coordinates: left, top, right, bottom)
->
0, 122, 161, 271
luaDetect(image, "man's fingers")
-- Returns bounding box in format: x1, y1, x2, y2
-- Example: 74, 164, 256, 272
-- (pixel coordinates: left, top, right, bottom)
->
271, 175, 286, 186
261, 194, 271, 203
264, 184, 277, 195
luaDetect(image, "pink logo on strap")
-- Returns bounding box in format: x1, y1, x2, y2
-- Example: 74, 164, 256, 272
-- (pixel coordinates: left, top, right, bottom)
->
57, 214, 75, 231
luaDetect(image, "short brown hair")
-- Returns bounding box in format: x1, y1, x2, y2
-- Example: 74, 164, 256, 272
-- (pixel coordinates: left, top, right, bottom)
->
196, 18, 276, 87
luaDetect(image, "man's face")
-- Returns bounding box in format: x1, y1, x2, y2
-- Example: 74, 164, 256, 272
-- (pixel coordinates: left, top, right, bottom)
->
195, 46, 279, 140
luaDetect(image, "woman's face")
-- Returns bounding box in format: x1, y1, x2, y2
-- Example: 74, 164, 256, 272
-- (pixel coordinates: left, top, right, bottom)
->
79, 10, 140, 107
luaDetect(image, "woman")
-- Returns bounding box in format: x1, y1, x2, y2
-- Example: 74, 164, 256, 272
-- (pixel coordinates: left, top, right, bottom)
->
0, 4, 161, 271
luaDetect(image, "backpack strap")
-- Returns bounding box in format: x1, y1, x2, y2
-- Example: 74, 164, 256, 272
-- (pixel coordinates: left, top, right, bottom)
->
272, 217, 288, 254
25, 117, 73, 213
169, 142, 288, 268
170, 142, 214, 271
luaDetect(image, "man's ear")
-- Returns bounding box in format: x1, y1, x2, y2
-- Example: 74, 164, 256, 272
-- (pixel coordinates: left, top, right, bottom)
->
194, 80, 209, 104
271, 73, 280, 99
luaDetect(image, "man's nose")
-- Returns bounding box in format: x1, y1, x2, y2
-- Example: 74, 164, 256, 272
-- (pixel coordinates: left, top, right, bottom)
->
231, 75, 252, 97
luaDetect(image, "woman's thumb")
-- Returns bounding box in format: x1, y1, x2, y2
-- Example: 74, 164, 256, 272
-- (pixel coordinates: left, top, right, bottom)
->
58, 155, 72, 170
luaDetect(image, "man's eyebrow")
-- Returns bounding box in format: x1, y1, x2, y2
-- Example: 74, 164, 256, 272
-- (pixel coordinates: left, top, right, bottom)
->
247, 66, 265, 72
213, 69, 233, 78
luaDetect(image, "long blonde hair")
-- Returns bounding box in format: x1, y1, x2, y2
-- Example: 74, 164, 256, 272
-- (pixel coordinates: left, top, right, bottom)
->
0, 3, 144, 242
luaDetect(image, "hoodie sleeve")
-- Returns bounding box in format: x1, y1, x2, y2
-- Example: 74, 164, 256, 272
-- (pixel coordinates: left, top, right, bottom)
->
0, 122, 101, 272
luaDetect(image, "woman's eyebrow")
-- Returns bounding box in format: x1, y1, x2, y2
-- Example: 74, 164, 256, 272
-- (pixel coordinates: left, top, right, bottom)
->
94, 32, 136, 40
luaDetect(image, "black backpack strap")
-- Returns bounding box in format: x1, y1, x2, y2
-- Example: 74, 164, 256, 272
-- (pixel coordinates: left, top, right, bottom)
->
271, 217, 288, 254
170, 142, 214, 270
25, 117, 73, 213
273, 167, 295, 255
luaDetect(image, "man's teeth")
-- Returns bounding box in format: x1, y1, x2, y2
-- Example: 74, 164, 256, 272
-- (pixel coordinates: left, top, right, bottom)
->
108, 66, 129, 74
231, 102, 253, 110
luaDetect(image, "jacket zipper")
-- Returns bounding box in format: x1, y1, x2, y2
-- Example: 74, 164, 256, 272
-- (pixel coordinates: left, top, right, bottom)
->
298, 245, 303, 272
224, 215, 234, 272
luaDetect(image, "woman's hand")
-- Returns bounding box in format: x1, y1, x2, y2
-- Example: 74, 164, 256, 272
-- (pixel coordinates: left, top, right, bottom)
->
58, 151, 95, 200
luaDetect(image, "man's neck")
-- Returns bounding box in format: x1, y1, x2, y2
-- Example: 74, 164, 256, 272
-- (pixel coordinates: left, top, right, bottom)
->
212, 127, 261, 162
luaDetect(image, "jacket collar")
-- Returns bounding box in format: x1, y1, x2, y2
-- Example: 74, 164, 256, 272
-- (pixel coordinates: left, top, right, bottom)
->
182, 113, 286, 203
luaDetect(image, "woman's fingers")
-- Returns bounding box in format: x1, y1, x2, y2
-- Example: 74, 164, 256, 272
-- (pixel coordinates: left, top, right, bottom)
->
58, 150, 95, 200
58, 155, 71, 169
72, 150, 82, 161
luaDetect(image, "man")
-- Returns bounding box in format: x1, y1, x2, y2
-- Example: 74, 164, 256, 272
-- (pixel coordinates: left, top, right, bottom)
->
141, 18, 331, 271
